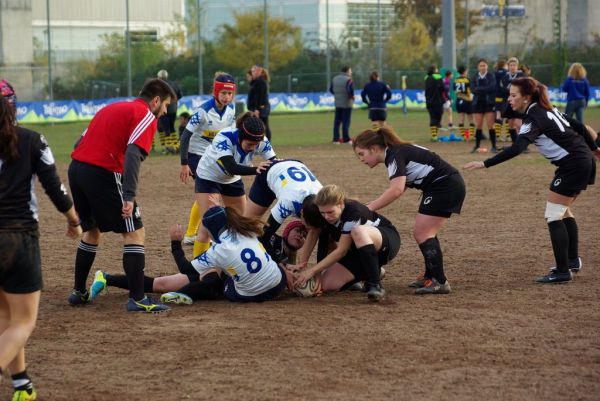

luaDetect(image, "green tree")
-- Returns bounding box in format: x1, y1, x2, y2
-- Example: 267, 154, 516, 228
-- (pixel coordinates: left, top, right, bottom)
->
384, 14, 434, 70
214, 10, 302, 72
393, 0, 481, 44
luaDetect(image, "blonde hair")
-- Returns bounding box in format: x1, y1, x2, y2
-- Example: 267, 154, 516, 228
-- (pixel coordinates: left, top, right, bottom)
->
568, 63, 587, 80
507, 57, 519, 65
315, 184, 345, 207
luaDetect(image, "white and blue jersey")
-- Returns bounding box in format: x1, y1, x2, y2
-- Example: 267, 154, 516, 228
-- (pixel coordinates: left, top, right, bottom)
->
191, 229, 282, 296
196, 129, 276, 184
185, 98, 236, 156
266, 160, 322, 224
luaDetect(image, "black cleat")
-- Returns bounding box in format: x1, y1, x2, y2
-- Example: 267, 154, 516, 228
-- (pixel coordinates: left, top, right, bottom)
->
366, 283, 386, 302
535, 271, 572, 284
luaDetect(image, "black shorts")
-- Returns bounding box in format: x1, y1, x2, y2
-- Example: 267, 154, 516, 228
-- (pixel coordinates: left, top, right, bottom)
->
68, 160, 143, 233
223, 266, 286, 302
419, 173, 466, 218
248, 172, 276, 207
550, 158, 596, 197
195, 177, 245, 197
338, 225, 400, 281
472, 98, 495, 114
188, 153, 201, 179
0, 230, 43, 293
456, 99, 472, 114
368, 109, 387, 122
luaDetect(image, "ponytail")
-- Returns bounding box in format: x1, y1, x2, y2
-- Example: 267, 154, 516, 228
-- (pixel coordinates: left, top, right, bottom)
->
0, 97, 18, 163
511, 77, 553, 110
352, 126, 412, 151
224, 207, 265, 238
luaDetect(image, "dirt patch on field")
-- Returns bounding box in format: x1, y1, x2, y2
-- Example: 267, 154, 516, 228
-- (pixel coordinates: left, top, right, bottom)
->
10, 140, 600, 401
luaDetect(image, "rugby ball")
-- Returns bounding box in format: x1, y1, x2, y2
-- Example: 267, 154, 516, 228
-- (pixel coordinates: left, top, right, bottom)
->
294, 276, 322, 298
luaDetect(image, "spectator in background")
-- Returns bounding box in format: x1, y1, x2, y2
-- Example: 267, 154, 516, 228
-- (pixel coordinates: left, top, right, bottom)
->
361, 71, 392, 128
471, 58, 497, 153
561, 63, 591, 123
454, 65, 474, 141
442, 70, 454, 131
157, 69, 183, 153
330, 66, 355, 144
247, 64, 272, 140
494, 59, 508, 141
521, 64, 531, 77
424, 65, 445, 142
178, 112, 191, 140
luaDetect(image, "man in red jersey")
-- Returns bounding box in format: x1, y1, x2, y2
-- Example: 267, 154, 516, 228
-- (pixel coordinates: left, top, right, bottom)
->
67, 78, 175, 313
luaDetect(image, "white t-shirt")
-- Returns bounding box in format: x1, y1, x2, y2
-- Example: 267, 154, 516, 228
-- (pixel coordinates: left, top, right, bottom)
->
191, 230, 282, 296
266, 160, 322, 223
185, 98, 236, 156
196, 128, 276, 184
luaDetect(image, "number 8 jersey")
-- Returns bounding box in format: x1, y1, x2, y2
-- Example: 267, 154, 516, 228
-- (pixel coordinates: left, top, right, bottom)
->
191, 230, 282, 296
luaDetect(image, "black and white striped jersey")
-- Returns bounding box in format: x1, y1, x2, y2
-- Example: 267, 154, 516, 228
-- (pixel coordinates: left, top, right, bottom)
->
328, 199, 394, 242
518, 103, 593, 165
384, 144, 458, 190
0, 127, 72, 232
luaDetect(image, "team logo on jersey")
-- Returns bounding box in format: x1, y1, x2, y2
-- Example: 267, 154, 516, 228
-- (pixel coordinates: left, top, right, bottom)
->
424, 196, 432, 205
279, 174, 288, 187
263, 141, 272, 152
197, 252, 210, 265
519, 123, 531, 134
190, 113, 201, 125
553, 178, 562, 187
292, 201, 304, 217
215, 139, 230, 151
278, 204, 293, 220
387, 160, 397, 177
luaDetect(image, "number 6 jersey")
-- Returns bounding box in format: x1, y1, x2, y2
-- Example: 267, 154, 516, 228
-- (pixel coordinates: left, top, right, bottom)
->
191, 230, 282, 296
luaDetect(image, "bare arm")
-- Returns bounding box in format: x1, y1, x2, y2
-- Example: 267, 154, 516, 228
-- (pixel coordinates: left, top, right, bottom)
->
368, 176, 406, 211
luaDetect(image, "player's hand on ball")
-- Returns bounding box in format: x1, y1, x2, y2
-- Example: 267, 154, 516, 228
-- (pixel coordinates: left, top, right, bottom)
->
294, 268, 313, 288
168, 224, 184, 241
463, 161, 485, 170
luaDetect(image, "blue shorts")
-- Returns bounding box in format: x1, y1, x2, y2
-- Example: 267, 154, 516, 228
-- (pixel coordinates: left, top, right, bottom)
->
248, 172, 276, 207
195, 177, 245, 197
222, 266, 287, 302
368, 109, 387, 122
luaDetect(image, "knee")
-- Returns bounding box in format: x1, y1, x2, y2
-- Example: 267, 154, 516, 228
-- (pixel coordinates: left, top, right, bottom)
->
545, 202, 568, 223
350, 226, 369, 244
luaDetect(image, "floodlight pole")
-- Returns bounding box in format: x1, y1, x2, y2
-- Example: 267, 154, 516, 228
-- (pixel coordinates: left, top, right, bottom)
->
377, 0, 382, 76
197, 0, 203, 95
263, 0, 269, 70
442, 0, 456, 70
325, 0, 331, 91
126, 0, 132, 97
46, 0, 53, 101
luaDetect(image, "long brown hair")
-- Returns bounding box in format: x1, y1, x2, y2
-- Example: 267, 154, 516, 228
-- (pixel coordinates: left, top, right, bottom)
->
225, 207, 265, 238
0, 96, 18, 163
352, 126, 412, 151
511, 77, 553, 110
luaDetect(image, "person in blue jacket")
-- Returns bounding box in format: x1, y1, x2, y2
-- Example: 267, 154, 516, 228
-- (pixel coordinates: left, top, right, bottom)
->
361, 71, 392, 128
561, 63, 591, 123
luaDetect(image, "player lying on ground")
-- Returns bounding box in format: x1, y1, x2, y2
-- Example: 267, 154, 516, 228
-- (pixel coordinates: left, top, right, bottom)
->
89, 213, 308, 305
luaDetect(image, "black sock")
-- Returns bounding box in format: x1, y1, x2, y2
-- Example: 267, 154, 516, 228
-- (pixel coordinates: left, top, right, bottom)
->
563, 217, 579, 263
106, 273, 154, 292
475, 129, 483, 148
178, 272, 223, 300
509, 128, 517, 143
11, 370, 33, 391
123, 244, 145, 301
357, 244, 381, 287
489, 129, 497, 147
74, 240, 97, 292
418, 237, 446, 283
547, 220, 569, 273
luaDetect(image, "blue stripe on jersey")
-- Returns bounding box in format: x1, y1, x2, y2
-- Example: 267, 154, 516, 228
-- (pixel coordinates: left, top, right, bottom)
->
220, 129, 249, 163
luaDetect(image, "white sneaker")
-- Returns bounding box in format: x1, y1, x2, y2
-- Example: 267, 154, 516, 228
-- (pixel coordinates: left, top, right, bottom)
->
183, 235, 196, 245
160, 292, 193, 305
